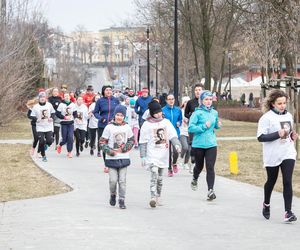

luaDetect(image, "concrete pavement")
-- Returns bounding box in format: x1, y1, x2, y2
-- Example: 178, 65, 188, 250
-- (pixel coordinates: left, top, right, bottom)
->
0, 146, 299, 250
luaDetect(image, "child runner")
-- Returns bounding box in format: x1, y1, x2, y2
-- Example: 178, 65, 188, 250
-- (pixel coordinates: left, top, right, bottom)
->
56, 93, 77, 158
139, 100, 181, 208
99, 105, 134, 209
88, 94, 100, 156
26, 98, 39, 156
74, 96, 89, 157
188, 90, 221, 200
30, 92, 55, 162
257, 89, 298, 222
179, 96, 192, 173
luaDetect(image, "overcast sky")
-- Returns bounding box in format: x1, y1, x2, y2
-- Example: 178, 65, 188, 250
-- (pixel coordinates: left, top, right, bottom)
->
39, 0, 137, 33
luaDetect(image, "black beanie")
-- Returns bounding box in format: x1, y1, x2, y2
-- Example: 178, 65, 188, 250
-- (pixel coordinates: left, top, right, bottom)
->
148, 100, 162, 117
101, 85, 112, 96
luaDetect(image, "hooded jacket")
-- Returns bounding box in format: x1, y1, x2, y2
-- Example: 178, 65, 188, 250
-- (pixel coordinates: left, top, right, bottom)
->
162, 104, 182, 137
93, 96, 120, 128
188, 106, 220, 149
134, 95, 152, 120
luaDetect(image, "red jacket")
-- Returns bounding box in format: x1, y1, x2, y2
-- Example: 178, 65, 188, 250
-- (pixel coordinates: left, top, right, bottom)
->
82, 92, 95, 107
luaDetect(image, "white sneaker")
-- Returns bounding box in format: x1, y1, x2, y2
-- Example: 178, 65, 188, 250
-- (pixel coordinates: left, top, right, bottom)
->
189, 164, 193, 174
156, 196, 163, 206
207, 189, 216, 201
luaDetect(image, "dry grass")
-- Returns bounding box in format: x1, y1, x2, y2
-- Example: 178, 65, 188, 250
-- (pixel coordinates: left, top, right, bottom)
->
216, 119, 257, 137
0, 144, 72, 202
0, 114, 32, 140
216, 139, 300, 197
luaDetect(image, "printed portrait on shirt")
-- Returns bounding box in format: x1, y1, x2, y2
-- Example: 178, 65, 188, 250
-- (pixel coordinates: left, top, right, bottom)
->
280, 121, 292, 139
41, 109, 49, 120
77, 112, 83, 121
65, 107, 71, 116
113, 132, 126, 149
154, 127, 167, 145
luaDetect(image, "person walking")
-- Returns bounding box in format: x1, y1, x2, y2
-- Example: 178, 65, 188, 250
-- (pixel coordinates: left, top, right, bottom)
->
257, 89, 298, 222
162, 94, 182, 177
188, 90, 221, 200
139, 100, 181, 208
30, 92, 55, 162
48, 87, 62, 149
88, 94, 100, 156
179, 96, 192, 173
74, 96, 89, 157
99, 105, 134, 209
93, 85, 120, 171
56, 93, 77, 158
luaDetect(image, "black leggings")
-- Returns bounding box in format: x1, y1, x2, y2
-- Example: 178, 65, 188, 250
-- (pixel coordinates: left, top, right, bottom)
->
168, 143, 179, 172
89, 128, 98, 150
53, 126, 60, 146
74, 129, 86, 154
31, 125, 39, 149
264, 159, 295, 211
193, 147, 217, 190
37, 131, 53, 157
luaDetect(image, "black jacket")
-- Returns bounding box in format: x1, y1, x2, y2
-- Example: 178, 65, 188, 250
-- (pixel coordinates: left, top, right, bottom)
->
184, 98, 199, 119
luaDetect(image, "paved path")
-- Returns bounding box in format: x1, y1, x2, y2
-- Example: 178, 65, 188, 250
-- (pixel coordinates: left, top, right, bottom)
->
0, 146, 299, 249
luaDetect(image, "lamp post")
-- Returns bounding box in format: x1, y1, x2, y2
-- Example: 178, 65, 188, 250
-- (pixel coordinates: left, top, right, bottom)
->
228, 51, 232, 100
174, 0, 179, 105
146, 25, 150, 91
155, 44, 159, 96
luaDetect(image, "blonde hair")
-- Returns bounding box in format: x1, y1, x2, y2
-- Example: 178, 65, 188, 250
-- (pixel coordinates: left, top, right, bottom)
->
262, 89, 288, 113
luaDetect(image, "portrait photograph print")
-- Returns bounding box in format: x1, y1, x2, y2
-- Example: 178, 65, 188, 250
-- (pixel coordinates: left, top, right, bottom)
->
280, 121, 292, 139
154, 127, 166, 145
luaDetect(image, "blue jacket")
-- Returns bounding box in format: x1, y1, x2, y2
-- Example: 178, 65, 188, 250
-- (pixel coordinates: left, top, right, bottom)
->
134, 95, 152, 121
93, 96, 120, 128
188, 106, 220, 148
162, 104, 182, 137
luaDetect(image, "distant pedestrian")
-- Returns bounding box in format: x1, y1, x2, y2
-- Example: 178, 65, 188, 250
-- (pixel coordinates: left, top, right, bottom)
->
30, 92, 55, 162
248, 92, 254, 108
257, 89, 298, 222
99, 105, 134, 209
188, 90, 221, 200
139, 100, 181, 208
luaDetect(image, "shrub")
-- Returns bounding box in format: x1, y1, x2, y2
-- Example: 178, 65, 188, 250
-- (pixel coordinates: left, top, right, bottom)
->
218, 108, 263, 122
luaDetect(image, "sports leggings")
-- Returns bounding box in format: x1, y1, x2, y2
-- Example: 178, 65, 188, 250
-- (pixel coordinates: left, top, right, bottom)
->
193, 147, 217, 190
74, 129, 86, 154
264, 159, 295, 212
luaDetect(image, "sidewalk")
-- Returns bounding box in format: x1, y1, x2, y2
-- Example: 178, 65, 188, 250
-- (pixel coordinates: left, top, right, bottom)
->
0, 147, 299, 249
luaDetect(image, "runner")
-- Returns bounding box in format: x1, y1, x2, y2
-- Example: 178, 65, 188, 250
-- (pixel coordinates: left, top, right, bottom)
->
99, 105, 134, 209
139, 100, 181, 208
162, 94, 182, 177
88, 94, 100, 156
30, 92, 55, 162
26, 98, 39, 156
257, 89, 298, 222
188, 90, 221, 200
74, 96, 89, 157
56, 93, 77, 158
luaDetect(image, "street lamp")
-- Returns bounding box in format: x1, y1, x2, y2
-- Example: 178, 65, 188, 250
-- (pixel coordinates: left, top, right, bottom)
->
228, 51, 232, 100
155, 43, 159, 96
146, 25, 150, 91
174, 0, 179, 105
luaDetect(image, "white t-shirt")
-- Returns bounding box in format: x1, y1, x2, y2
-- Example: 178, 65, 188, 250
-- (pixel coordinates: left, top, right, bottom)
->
88, 102, 98, 129
31, 102, 55, 132
102, 123, 134, 160
142, 109, 150, 120
179, 109, 189, 137
139, 118, 178, 168
257, 110, 297, 167
57, 102, 76, 121
74, 104, 89, 130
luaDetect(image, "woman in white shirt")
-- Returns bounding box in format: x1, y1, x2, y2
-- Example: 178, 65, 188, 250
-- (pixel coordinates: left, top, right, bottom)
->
257, 89, 298, 222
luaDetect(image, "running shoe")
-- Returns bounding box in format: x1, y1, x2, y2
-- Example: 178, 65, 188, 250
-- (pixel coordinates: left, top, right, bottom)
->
156, 196, 163, 206
284, 211, 297, 222
104, 167, 109, 173
30, 147, 35, 156
85, 140, 89, 148
42, 156, 47, 162
207, 189, 216, 200
191, 179, 198, 191
173, 164, 178, 174
97, 151, 102, 157
57, 145, 62, 154
119, 199, 126, 209
80, 145, 84, 152
262, 203, 270, 220
90, 149, 94, 156
168, 170, 173, 177
149, 198, 156, 208
67, 152, 72, 158
76, 152, 80, 157
110, 194, 116, 206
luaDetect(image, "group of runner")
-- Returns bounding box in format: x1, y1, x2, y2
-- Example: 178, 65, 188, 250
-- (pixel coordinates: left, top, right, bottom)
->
26, 83, 297, 222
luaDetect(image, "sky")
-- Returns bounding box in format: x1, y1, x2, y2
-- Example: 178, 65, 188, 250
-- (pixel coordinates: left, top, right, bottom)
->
38, 0, 137, 33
